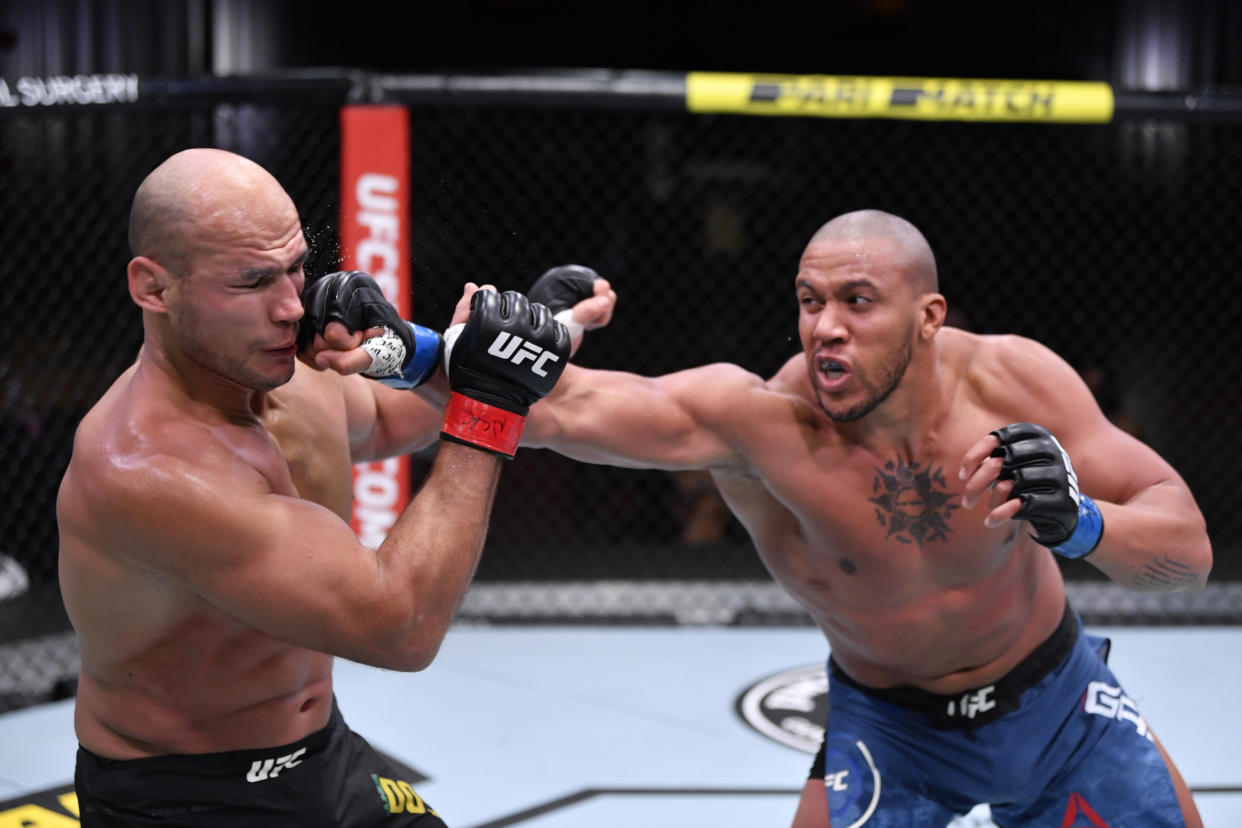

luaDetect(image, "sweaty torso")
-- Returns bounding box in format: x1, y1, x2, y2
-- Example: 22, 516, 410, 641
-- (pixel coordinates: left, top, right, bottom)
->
715, 329, 1067, 694
58, 361, 355, 758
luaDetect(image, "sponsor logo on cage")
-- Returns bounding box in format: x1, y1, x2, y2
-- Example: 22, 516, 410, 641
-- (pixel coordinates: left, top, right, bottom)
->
685, 73, 1113, 123
352, 173, 403, 301
0, 74, 138, 107
486, 331, 562, 377
886, 80, 1063, 118
345, 124, 409, 548
735, 662, 827, 753
355, 457, 402, 549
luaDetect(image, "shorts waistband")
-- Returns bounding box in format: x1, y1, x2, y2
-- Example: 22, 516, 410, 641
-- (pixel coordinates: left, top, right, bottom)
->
829, 600, 1078, 730
78, 697, 344, 777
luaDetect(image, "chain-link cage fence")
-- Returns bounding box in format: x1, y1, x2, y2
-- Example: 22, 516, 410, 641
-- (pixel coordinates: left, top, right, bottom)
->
2, 72, 1239, 711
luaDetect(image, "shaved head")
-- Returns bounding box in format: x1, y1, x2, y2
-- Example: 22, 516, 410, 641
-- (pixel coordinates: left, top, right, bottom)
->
125, 148, 307, 393
809, 210, 938, 294
128, 148, 294, 274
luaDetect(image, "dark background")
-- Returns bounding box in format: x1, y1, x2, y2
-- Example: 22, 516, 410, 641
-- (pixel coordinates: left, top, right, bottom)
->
2, 0, 1241, 88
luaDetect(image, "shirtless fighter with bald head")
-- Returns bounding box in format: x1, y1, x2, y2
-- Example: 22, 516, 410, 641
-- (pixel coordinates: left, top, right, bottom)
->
523, 211, 1212, 826
56, 148, 570, 825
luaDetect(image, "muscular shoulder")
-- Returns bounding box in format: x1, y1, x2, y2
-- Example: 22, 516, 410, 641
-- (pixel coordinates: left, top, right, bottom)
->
679, 361, 769, 402
65, 386, 268, 528
950, 328, 1097, 431
290, 357, 346, 392
679, 359, 809, 429
687, 358, 823, 469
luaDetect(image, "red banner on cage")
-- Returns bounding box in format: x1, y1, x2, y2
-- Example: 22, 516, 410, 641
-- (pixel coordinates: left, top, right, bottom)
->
339, 105, 411, 547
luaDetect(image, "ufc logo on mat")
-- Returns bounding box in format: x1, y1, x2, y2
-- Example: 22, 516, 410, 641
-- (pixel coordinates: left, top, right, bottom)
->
487, 331, 561, 376
246, 747, 307, 782
946, 685, 996, 719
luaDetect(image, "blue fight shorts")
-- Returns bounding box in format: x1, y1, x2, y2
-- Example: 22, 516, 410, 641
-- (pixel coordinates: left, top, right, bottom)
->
811, 602, 1185, 826
75, 698, 445, 827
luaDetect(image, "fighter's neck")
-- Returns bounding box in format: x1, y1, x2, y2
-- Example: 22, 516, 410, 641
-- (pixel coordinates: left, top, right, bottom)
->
137, 340, 264, 425
832, 343, 951, 458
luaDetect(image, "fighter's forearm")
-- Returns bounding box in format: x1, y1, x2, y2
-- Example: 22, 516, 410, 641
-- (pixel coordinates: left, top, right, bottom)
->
409, 368, 452, 411
518, 366, 577, 447
352, 384, 444, 461
371, 440, 500, 668
520, 370, 672, 468
1082, 483, 1211, 592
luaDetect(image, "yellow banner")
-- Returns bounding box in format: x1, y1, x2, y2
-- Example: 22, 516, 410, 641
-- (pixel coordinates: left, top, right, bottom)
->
686, 73, 1114, 123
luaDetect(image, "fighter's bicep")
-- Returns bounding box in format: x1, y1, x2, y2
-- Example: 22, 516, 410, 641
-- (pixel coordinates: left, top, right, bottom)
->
1065, 417, 1185, 505
1028, 374, 1162, 494
340, 373, 381, 451
116, 460, 379, 639
993, 341, 1180, 503
188, 491, 389, 648
655, 369, 754, 465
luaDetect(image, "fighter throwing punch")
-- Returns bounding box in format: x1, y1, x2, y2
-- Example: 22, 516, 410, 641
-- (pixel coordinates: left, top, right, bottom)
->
57, 148, 569, 826
521, 211, 1211, 826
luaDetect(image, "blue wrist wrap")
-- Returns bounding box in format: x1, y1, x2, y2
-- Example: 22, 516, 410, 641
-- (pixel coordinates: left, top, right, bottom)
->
1052, 494, 1104, 559
378, 322, 443, 390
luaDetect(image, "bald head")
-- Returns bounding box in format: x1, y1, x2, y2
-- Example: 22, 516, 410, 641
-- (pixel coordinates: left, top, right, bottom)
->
128, 148, 294, 273
809, 210, 938, 293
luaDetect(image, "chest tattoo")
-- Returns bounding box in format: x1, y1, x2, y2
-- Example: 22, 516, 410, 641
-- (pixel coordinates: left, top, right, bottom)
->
868, 457, 960, 548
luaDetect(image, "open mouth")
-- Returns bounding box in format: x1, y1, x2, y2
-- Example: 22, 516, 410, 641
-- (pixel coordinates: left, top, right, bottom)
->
818, 358, 849, 380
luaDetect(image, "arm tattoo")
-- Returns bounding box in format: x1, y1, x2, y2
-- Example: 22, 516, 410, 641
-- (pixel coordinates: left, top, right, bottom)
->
1130, 555, 1197, 591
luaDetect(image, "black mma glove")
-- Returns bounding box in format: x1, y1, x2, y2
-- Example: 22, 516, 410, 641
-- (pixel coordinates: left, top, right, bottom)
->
440, 289, 570, 458
299, 271, 442, 389
528, 264, 602, 342
990, 422, 1104, 559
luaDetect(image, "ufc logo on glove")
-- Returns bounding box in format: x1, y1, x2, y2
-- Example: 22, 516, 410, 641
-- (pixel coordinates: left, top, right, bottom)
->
486, 331, 562, 377
440, 289, 571, 458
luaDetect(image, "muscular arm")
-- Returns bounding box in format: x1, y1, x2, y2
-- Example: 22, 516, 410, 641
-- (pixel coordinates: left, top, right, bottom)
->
963, 336, 1211, 592
342, 373, 446, 461
1056, 418, 1208, 591
97, 433, 498, 671
330, 280, 618, 463
328, 289, 462, 461
328, 284, 485, 462
522, 362, 756, 471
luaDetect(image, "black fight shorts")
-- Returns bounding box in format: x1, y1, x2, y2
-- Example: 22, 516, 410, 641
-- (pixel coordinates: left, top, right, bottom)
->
75, 699, 446, 827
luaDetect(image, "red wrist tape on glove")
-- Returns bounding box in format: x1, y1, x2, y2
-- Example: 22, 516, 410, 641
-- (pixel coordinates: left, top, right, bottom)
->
440, 392, 525, 458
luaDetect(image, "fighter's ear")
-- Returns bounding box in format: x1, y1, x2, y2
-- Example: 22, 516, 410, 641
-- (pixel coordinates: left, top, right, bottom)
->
918, 292, 947, 340
128, 256, 173, 313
